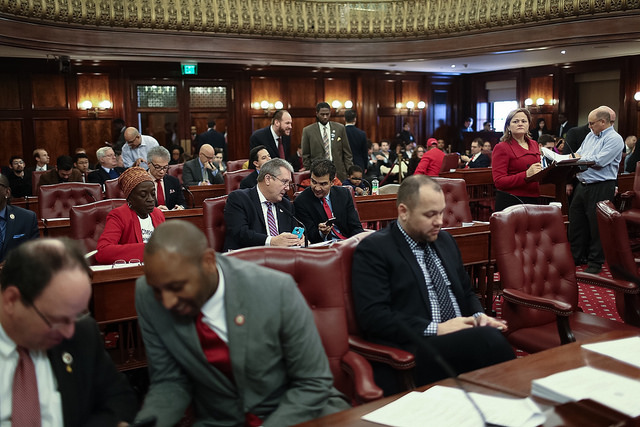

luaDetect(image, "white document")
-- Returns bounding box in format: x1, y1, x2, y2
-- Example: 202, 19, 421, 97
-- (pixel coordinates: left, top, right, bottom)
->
361, 386, 545, 427
582, 336, 640, 369
531, 366, 640, 417
540, 147, 575, 164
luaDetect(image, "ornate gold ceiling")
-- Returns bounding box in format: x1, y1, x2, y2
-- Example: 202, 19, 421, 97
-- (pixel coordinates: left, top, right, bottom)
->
1, 0, 638, 39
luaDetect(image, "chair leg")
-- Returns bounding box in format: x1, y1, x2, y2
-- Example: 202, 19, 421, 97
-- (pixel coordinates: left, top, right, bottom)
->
556, 316, 576, 345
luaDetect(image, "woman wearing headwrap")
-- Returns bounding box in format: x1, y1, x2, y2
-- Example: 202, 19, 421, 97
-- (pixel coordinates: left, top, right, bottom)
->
96, 167, 166, 264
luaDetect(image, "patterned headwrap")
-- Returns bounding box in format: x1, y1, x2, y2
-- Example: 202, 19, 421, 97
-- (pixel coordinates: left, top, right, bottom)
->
118, 167, 153, 199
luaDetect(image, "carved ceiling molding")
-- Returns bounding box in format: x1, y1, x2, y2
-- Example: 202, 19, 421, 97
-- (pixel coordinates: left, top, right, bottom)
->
1, 0, 639, 39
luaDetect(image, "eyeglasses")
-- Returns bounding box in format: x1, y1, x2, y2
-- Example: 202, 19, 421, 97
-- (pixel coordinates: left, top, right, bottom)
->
269, 174, 293, 188
588, 119, 604, 126
149, 162, 170, 172
125, 135, 139, 144
29, 301, 91, 330
200, 153, 215, 161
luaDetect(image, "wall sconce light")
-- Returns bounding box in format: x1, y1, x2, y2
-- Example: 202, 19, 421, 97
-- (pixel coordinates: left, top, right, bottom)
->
524, 98, 533, 106
331, 100, 353, 114
634, 92, 640, 101
536, 98, 545, 106
80, 99, 112, 118
253, 100, 284, 116
397, 100, 426, 115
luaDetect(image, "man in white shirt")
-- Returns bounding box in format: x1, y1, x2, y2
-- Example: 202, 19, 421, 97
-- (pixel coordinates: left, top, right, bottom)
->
0, 238, 136, 426
121, 127, 160, 168
33, 148, 50, 171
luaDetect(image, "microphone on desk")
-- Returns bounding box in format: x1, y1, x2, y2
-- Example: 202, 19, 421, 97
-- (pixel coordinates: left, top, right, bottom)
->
278, 206, 309, 248
182, 185, 195, 209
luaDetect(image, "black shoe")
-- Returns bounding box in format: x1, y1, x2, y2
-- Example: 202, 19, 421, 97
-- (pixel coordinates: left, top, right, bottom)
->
585, 265, 602, 274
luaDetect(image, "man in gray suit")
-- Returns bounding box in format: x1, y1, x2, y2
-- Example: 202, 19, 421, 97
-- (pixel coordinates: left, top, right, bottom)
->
302, 102, 353, 182
182, 143, 224, 186
135, 221, 349, 427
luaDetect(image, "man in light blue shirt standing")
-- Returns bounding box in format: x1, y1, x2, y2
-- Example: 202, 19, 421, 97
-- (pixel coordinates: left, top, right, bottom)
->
568, 106, 623, 274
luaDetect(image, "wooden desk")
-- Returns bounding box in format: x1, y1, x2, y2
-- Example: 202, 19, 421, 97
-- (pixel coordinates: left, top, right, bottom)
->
187, 184, 226, 207
296, 330, 640, 427
354, 194, 397, 229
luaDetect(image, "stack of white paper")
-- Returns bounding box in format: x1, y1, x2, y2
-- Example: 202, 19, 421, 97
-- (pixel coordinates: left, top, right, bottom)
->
582, 336, 640, 369
361, 385, 545, 427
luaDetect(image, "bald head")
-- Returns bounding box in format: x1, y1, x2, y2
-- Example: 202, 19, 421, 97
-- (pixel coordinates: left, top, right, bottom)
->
124, 127, 141, 149
198, 144, 215, 166
145, 220, 211, 264
597, 105, 616, 123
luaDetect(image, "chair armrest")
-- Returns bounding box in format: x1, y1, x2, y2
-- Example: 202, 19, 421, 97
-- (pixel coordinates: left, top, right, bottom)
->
577, 272, 640, 294
340, 351, 384, 404
620, 191, 635, 200
348, 336, 415, 370
502, 289, 573, 315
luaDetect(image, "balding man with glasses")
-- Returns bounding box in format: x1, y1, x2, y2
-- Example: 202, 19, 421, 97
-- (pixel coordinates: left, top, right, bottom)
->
0, 238, 136, 426
224, 158, 304, 251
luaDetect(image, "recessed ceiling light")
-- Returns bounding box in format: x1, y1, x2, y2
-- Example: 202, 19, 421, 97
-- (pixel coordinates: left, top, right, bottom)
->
561, 50, 566, 54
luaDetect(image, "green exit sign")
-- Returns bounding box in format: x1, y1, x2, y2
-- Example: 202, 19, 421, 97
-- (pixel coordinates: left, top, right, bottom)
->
181, 63, 198, 75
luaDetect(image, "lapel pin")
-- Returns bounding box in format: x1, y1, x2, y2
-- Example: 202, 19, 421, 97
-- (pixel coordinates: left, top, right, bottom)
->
62, 352, 73, 373
235, 314, 245, 326
9, 214, 14, 220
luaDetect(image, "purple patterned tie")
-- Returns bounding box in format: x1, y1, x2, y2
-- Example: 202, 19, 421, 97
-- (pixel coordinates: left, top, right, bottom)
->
265, 202, 278, 237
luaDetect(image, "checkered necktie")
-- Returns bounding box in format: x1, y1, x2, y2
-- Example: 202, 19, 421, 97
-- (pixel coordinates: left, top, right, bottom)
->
322, 126, 330, 159
424, 244, 456, 321
265, 202, 278, 237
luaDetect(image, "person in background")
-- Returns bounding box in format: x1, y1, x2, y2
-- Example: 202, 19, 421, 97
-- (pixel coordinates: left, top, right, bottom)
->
344, 109, 369, 170
73, 153, 91, 182
213, 147, 227, 174
6, 156, 32, 198
38, 155, 83, 189
414, 138, 445, 177
121, 127, 160, 169
343, 165, 369, 195
169, 144, 187, 165
0, 174, 39, 263
147, 146, 186, 211
460, 138, 490, 168
240, 145, 272, 190
182, 144, 224, 186
407, 145, 426, 176
88, 147, 124, 186
533, 118, 551, 140
33, 148, 50, 171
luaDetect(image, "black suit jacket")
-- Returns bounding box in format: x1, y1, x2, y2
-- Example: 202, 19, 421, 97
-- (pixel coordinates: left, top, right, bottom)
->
351, 222, 483, 353
249, 126, 290, 159
467, 153, 491, 168
239, 170, 258, 189
195, 129, 226, 159
158, 175, 186, 209
48, 317, 137, 426
87, 167, 125, 186
1, 204, 39, 262
223, 187, 296, 251
293, 186, 363, 244
345, 125, 369, 170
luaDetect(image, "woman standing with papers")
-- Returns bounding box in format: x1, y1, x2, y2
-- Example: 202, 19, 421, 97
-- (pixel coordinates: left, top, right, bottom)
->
492, 108, 543, 211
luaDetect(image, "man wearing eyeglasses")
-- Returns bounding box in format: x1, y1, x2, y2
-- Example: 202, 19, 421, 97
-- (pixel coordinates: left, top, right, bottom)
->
294, 159, 363, 244
7, 156, 32, 198
183, 144, 225, 186
147, 146, 186, 210
88, 146, 125, 186
0, 238, 136, 426
121, 127, 160, 169
0, 174, 39, 263
224, 158, 304, 251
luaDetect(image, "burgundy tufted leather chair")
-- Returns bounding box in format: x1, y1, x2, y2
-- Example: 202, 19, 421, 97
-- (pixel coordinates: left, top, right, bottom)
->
38, 182, 103, 219
223, 169, 252, 194
104, 178, 125, 199
226, 245, 383, 405
31, 170, 47, 195
620, 162, 640, 225
167, 163, 184, 185
293, 170, 311, 191
226, 159, 248, 172
432, 177, 472, 227
202, 196, 227, 252
595, 201, 640, 326
331, 233, 416, 391
439, 153, 460, 173
491, 204, 640, 353
70, 199, 126, 253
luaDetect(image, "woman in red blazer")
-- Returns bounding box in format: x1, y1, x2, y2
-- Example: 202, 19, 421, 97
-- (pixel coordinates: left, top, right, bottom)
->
492, 108, 542, 211
96, 167, 165, 264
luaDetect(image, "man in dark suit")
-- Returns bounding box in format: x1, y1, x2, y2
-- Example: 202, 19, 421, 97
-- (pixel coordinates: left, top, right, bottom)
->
352, 175, 514, 394
294, 159, 363, 244
0, 174, 39, 262
0, 238, 136, 426
302, 102, 353, 182
195, 120, 227, 159
87, 146, 125, 187
224, 158, 303, 251
37, 155, 83, 189
460, 138, 491, 168
344, 109, 368, 170
557, 113, 574, 139
183, 144, 224, 186
148, 146, 186, 210
240, 145, 271, 189
249, 110, 292, 159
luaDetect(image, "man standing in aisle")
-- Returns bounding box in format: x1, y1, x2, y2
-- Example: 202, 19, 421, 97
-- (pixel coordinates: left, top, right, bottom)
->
249, 110, 292, 159
121, 127, 160, 169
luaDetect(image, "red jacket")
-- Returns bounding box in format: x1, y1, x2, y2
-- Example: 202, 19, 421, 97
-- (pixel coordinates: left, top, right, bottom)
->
96, 203, 165, 264
414, 148, 445, 176
491, 138, 540, 198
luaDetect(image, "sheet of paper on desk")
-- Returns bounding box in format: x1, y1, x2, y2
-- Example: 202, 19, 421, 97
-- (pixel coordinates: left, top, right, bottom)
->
582, 336, 640, 369
361, 386, 545, 427
531, 366, 640, 417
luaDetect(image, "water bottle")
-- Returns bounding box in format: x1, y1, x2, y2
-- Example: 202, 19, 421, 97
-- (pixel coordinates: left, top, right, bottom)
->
371, 177, 379, 195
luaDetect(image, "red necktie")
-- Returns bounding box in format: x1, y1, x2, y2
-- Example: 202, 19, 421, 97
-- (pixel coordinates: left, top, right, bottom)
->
12, 346, 41, 426
321, 198, 346, 240
277, 137, 285, 159
156, 179, 165, 206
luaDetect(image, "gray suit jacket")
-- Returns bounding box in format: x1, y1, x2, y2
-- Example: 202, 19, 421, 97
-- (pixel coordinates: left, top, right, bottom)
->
182, 158, 224, 186
135, 256, 348, 427
301, 122, 353, 182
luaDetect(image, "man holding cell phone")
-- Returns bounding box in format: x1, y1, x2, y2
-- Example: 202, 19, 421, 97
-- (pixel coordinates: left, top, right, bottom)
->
294, 159, 364, 244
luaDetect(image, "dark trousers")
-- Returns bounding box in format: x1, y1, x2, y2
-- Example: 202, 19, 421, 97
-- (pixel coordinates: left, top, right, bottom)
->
568, 180, 616, 267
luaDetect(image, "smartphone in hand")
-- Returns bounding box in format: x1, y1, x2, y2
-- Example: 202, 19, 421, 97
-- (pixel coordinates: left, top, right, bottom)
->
292, 227, 305, 238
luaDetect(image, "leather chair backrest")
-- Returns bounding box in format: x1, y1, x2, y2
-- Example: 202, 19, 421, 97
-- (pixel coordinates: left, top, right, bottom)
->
293, 170, 311, 191
490, 204, 578, 333
167, 164, 184, 185
378, 184, 400, 195
31, 170, 47, 195
224, 169, 252, 194
70, 199, 126, 253
432, 177, 473, 227
104, 178, 125, 199
225, 246, 354, 400
632, 163, 640, 209
202, 195, 227, 252
38, 182, 104, 219
226, 159, 248, 172
440, 153, 460, 173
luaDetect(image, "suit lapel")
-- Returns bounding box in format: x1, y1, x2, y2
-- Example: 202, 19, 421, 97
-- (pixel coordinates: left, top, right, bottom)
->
2, 206, 15, 259
48, 345, 78, 427
249, 187, 267, 233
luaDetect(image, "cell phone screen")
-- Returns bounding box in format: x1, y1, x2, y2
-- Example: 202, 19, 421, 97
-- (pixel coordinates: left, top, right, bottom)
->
325, 217, 336, 226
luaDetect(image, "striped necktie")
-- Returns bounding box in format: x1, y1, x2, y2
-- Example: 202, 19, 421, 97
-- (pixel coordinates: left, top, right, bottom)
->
322, 126, 330, 159
265, 202, 278, 237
